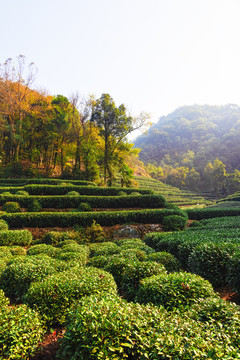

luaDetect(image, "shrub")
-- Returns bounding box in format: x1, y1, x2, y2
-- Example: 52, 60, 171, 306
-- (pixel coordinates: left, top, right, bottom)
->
0, 254, 66, 301
84, 220, 105, 243
188, 242, 238, 287
40, 231, 79, 246
0, 304, 45, 359
27, 244, 59, 257
24, 267, 117, 326
0, 289, 9, 308
56, 244, 89, 265
103, 255, 136, 289
146, 251, 180, 272
119, 248, 147, 261
78, 202, 92, 211
66, 191, 80, 196
87, 255, 109, 268
7, 246, 26, 256
227, 250, 240, 295
116, 238, 155, 254
89, 241, 120, 257
15, 190, 29, 196
0, 219, 8, 230
27, 200, 42, 212
136, 271, 218, 310
2, 201, 21, 213
162, 215, 187, 231
121, 261, 166, 301
0, 230, 32, 246
57, 293, 238, 359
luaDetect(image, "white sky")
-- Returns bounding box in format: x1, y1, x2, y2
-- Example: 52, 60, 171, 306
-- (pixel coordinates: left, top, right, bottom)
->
1, 0, 240, 139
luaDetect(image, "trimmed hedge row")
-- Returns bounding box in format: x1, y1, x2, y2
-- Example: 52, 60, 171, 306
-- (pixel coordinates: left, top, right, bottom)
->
0, 194, 167, 209
187, 207, 240, 220
0, 178, 95, 186
1, 209, 187, 228
24, 184, 154, 196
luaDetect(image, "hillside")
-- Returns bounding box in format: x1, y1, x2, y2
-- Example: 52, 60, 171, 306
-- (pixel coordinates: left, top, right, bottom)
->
134, 104, 240, 173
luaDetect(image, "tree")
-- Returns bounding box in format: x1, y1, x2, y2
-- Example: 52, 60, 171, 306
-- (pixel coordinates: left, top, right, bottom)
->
0, 55, 37, 162
91, 93, 149, 185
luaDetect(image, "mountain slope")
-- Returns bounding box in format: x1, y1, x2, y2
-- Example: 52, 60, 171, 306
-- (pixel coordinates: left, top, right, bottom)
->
134, 104, 240, 172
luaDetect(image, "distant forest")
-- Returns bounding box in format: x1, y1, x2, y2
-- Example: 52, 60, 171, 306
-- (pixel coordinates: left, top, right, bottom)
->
135, 104, 240, 197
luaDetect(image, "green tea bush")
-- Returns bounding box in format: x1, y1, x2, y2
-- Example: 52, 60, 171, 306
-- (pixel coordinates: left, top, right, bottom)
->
15, 190, 29, 196
40, 230, 79, 246
66, 191, 80, 196
188, 242, 238, 287
24, 267, 117, 326
0, 219, 8, 230
57, 293, 238, 359
146, 251, 180, 272
121, 261, 166, 300
116, 238, 155, 254
2, 201, 21, 213
27, 199, 42, 212
0, 254, 66, 301
227, 250, 240, 294
119, 248, 147, 261
87, 255, 109, 268
56, 244, 89, 265
7, 246, 26, 256
78, 202, 92, 211
0, 289, 9, 308
27, 244, 59, 257
89, 242, 120, 257
0, 304, 45, 359
162, 214, 187, 231
136, 271, 217, 310
0, 230, 32, 246
103, 256, 136, 289
188, 297, 240, 325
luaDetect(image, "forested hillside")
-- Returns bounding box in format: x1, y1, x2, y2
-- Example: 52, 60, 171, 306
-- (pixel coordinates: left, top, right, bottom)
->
134, 104, 240, 197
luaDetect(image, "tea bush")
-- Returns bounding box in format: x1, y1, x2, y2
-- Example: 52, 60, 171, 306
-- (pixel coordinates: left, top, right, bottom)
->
0, 254, 67, 301
78, 202, 92, 211
136, 271, 217, 310
116, 238, 155, 254
2, 201, 21, 213
146, 251, 180, 272
227, 250, 240, 294
188, 242, 239, 287
40, 230, 79, 246
57, 293, 239, 359
0, 304, 45, 359
121, 261, 166, 300
27, 199, 42, 212
0, 289, 9, 308
0, 219, 8, 230
24, 267, 117, 326
162, 214, 187, 231
0, 229, 32, 246
15, 190, 29, 196
27, 244, 59, 257
84, 220, 105, 243
89, 242, 120, 257
87, 255, 109, 268
66, 191, 80, 196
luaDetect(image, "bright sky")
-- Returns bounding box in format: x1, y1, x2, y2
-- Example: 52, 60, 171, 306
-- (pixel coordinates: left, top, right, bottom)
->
1, 0, 240, 139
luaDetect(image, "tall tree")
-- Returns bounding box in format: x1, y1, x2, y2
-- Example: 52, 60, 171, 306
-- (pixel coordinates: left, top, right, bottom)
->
91, 93, 149, 185
0, 55, 37, 162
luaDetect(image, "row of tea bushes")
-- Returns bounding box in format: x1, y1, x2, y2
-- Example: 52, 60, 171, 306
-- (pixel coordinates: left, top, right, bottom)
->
0, 178, 95, 186
23, 184, 154, 196
144, 228, 240, 288
0, 194, 167, 210
57, 293, 240, 359
0, 208, 187, 228
187, 207, 240, 220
